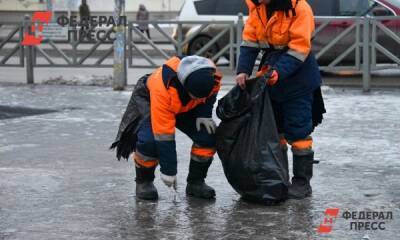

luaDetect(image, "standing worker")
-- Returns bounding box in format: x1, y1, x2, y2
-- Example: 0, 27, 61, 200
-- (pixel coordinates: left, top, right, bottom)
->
111, 56, 222, 200
236, 0, 325, 199
136, 4, 151, 39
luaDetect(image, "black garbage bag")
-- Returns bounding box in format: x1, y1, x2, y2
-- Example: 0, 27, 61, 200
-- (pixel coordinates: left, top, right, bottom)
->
110, 74, 151, 160
216, 78, 289, 204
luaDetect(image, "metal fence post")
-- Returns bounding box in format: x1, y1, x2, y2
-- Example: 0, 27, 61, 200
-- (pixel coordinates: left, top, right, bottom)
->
128, 23, 132, 67
355, 19, 361, 70
371, 19, 377, 69
24, 15, 34, 84
229, 24, 235, 70
71, 25, 78, 65
362, 17, 371, 92
113, 0, 127, 91
177, 23, 183, 56
236, 13, 244, 69
19, 22, 25, 67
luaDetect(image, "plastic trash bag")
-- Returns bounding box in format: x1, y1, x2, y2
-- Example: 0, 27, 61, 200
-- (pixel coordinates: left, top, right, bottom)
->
110, 74, 151, 160
216, 78, 289, 204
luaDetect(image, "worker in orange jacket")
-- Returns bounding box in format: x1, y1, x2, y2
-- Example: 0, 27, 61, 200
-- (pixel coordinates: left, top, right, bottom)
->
126, 56, 221, 200
236, 0, 324, 199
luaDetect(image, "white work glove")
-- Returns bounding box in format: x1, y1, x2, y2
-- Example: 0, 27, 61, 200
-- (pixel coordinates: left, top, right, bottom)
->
196, 118, 217, 134
160, 173, 177, 190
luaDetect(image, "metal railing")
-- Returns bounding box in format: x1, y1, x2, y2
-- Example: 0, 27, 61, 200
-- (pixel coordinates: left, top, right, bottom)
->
0, 22, 24, 67
128, 20, 237, 70
370, 16, 400, 70
313, 16, 363, 72
312, 16, 400, 91
0, 15, 399, 91
31, 25, 115, 68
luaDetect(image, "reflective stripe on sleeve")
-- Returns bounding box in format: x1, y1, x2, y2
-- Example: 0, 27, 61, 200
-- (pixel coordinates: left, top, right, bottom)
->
154, 134, 175, 141
287, 49, 307, 62
241, 40, 269, 49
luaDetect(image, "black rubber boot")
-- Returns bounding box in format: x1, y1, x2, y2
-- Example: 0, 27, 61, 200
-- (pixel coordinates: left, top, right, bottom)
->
135, 166, 158, 200
186, 159, 216, 199
288, 152, 314, 199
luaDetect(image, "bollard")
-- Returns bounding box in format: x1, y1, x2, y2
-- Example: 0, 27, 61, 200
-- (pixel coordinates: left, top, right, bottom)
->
113, 0, 127, 91
24, 15, 34, 84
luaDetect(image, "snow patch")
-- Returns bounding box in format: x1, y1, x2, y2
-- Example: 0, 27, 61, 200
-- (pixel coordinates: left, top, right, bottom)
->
42, 74, 113, 86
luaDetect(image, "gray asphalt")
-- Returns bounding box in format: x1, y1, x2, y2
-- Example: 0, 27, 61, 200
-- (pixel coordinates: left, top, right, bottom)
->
0, 84, 400, 240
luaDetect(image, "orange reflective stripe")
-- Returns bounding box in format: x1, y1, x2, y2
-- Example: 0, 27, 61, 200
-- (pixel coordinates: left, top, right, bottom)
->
291, 138, 313, 150
133, 153, 158, 168
191, 146, 216, 158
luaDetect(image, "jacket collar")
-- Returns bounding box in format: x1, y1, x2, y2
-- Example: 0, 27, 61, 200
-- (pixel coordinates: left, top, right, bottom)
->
161, 64, 191, 106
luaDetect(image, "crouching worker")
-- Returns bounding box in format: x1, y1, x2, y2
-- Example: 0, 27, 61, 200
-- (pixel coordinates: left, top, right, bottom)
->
111, 56, 222, 200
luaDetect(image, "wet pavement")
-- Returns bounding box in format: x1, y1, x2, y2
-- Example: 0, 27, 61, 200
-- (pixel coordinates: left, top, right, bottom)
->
0, 84, 400, 240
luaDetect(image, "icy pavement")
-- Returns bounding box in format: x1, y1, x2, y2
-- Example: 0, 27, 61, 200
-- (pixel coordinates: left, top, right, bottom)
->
0, 84, 399, 240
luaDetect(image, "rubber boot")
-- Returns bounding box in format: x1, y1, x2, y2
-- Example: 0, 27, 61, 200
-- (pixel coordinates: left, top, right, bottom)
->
288, 151, 314, 199
135, 166, 158, 200
186, 159, 216, 199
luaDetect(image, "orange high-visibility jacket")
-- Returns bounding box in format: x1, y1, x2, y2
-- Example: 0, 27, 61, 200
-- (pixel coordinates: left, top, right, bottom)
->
242, 0, 314, 62
146, 56, 221, 141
